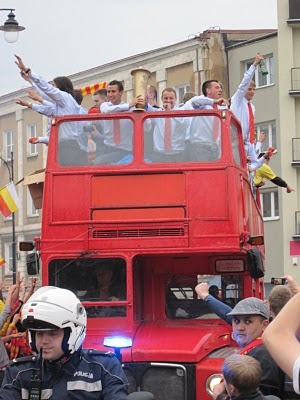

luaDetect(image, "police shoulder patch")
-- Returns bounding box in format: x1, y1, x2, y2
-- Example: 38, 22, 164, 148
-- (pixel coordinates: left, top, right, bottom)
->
10, 355, 37, 365
87, 349, 115, 357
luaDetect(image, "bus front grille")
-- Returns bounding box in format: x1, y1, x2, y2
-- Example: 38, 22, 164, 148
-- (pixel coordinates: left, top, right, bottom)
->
92, 228, 185, 238
123, 362, 195, 400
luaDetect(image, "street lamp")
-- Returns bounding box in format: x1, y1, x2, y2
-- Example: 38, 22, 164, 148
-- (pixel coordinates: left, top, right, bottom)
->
0, 152, 17, 284
0, 9, 25, 43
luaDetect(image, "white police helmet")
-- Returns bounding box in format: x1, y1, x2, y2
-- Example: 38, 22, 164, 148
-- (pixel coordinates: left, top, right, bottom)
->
22, 286, 86, 355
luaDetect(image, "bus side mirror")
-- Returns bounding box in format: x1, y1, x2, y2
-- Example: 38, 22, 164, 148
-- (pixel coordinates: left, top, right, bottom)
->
19, 241, 35, 251
247, 249, 264, 279
27, 253, 40, 275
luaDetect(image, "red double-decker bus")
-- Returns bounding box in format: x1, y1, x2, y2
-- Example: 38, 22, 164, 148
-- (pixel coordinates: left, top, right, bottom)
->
26, 108, 265, 400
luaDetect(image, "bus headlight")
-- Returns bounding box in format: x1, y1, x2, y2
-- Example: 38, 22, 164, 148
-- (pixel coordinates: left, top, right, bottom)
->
206, 374, 223, 397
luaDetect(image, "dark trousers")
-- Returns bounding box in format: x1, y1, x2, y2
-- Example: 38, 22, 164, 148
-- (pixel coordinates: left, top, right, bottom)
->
58, 140, 87, 166
0, 369, 5, 386
189, 142, 219, 162
149, 151, 186, 163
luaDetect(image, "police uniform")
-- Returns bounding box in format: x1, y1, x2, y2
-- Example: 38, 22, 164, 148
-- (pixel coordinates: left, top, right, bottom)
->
0, 348, 128, 400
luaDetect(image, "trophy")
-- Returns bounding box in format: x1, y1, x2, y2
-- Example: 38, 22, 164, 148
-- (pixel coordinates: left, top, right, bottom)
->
131, 66, 151, 111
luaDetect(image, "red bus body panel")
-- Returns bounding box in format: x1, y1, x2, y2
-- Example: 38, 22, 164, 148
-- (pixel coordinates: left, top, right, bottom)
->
37, 110, 264, 400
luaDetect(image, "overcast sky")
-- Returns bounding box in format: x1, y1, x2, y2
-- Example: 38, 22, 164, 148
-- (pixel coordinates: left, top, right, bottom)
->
0, 0, 277, 96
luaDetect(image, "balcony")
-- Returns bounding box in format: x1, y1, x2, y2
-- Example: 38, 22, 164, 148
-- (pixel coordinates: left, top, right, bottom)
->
291, 138, 300, 166
294, 211, 300, 238
289, 68, 300, 95
287, 0, 300, 26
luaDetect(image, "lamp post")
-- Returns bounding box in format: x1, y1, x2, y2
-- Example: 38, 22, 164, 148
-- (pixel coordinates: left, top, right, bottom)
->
0, 152, 17, 284
0, 9, 25, 43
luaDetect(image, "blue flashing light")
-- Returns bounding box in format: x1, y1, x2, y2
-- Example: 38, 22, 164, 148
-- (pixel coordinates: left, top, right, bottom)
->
103, 336, 133, 349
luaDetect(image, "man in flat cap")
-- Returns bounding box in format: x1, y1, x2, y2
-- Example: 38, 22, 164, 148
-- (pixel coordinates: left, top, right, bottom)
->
195, 283, 284, 398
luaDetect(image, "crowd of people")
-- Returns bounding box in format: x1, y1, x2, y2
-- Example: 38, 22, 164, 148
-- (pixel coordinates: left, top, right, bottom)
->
195, 276, 300, 400
0, 275, 37, 384
12, 53, 294, 194
0, 272, 298, 399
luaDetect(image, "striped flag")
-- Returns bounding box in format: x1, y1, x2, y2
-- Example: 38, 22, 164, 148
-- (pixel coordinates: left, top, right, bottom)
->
0, 257, 5, 266
0, 181, 21, 218
78, 81, 107, 96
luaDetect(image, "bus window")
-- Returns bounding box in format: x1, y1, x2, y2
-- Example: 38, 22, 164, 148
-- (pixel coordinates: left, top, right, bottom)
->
165, 274, 242, 319
231, 122, 242, 166
48, 258, 126, 318
57, 118, 134, 166
143, 114, 221, 164
224, 281, 242, 308
165, 274, 220, 319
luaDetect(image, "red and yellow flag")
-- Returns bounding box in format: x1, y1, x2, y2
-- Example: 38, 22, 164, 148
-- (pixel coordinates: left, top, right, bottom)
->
78, 81, 107, 96
0, 181, 21, 218
0, 258, 5, 267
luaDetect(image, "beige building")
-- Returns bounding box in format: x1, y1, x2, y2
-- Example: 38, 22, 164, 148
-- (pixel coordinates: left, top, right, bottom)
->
1, 19, 296, 286
277, 0, 300, 280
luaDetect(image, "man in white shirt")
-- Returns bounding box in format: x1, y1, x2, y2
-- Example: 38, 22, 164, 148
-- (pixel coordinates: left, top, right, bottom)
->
94, 80, 142, 164
147, 88, 189, 163
230, 53, 264, 153
182, 80, 228, 161
14, 55, 88, 166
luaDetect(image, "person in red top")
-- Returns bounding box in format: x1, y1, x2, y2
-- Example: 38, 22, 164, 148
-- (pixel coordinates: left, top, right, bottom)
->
92, 88, 107, 111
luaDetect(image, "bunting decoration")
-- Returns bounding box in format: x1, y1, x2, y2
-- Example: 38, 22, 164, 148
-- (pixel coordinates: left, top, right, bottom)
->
78, 81, 107, 96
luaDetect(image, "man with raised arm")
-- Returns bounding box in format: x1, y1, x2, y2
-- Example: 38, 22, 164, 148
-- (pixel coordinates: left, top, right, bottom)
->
230, 53, 264, 152
195, 283, 284, 398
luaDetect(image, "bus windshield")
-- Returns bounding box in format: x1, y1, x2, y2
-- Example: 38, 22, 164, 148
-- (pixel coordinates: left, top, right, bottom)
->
48, 257, 126, 318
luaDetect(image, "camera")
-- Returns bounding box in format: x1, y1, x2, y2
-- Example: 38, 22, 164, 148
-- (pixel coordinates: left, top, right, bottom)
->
83, 125, 95, 133
271, 277, 286, 285
83, 122, 102, 134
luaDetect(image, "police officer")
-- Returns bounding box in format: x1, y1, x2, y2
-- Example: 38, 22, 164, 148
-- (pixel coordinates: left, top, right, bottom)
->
0, 286, 128, 400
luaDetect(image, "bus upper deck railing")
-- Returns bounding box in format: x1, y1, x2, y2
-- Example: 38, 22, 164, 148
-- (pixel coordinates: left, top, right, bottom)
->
47, 109, 244, 169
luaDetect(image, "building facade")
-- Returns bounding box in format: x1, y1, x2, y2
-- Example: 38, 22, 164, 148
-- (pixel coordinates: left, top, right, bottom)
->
278, 0, 300, 280
2, 23, 295, 286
